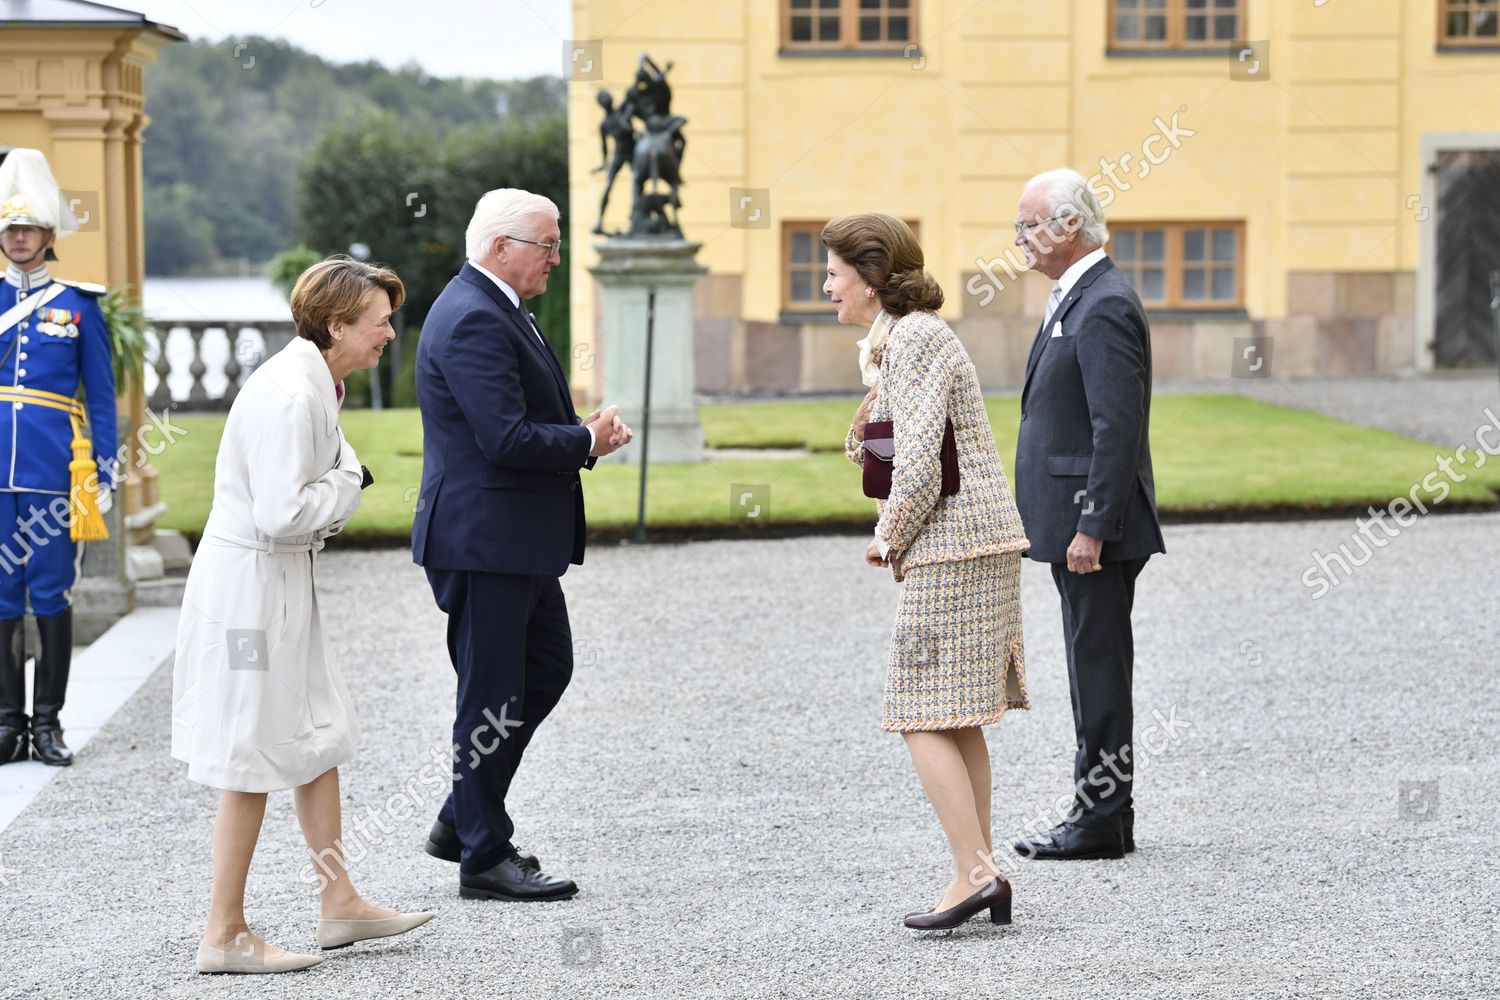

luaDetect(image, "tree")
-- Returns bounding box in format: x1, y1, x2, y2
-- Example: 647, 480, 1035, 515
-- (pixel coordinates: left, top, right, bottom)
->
143, 36, 565, 275
293, 109, 570, 355
295, 111, 447, 314
435, 115, 570, 348
143, 183, 217, 275
267, 245, 322, 300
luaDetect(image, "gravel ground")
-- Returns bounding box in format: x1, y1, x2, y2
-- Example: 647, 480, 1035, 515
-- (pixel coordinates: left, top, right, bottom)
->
1158, 373, 1500, 449
1, 515, 1497, 999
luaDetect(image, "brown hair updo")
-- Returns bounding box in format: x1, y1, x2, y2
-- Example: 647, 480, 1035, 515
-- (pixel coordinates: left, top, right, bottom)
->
820, 213, 944, 317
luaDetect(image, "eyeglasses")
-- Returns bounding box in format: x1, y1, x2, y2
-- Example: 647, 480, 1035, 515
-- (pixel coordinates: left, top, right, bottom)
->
1014, 217, 1060, 235
505, 234, 564, 254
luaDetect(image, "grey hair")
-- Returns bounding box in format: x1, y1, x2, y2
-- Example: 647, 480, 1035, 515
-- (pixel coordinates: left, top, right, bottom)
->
1028, 168, 1109, 247
464, 188, 560, 262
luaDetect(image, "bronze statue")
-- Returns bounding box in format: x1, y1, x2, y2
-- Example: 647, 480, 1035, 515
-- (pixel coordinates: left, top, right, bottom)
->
591, 89, 636, 235
592, 53, 688, 238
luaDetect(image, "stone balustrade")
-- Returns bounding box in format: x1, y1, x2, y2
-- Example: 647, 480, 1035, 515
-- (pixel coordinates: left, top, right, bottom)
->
144, 321, 296, 412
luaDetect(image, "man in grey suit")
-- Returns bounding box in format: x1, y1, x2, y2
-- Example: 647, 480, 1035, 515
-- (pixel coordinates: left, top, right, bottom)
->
1009, 169, 1166, 861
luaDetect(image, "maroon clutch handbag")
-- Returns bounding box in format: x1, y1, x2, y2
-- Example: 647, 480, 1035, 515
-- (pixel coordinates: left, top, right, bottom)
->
861, 419, 959, 500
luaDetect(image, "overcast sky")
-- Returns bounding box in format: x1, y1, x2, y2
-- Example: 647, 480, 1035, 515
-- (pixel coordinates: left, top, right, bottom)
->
136, 0, 572, 80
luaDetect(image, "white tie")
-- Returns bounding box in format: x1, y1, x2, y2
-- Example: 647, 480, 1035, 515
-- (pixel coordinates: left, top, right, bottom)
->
1043, 285, 1063, 328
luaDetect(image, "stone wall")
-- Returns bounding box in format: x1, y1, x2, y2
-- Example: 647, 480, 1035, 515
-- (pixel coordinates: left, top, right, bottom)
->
689, 269, 1418, 394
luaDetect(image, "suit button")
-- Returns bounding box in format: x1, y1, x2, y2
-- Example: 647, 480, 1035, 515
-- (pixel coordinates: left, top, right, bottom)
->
12, 402, 21, 411
20, 337, 28, 344
16, 369, 24, 378
18, 353, 26, 360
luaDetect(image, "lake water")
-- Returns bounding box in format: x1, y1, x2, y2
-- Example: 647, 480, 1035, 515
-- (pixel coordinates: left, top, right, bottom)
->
142, 276, 291, 403
143, 276, 291, 323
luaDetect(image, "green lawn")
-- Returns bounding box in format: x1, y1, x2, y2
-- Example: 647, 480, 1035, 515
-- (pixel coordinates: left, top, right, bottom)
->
149, 394, 1500, 542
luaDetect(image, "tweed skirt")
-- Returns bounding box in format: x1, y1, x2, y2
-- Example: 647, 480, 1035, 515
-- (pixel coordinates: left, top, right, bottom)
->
882, 552, 1029, 733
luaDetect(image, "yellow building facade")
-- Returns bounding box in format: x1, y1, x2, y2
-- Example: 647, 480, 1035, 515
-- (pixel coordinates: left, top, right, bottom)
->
569, 0, 1500, 396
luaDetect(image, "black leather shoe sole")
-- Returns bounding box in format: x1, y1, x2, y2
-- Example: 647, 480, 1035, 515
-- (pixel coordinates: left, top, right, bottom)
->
1028, 843, 1124, 861
1013, 833, 1127, 860
1014, 819, 1131, 861
458, 882, 577, 902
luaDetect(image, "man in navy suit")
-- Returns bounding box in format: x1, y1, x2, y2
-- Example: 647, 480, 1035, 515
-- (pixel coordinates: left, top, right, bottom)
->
1009, 169, 1166, 861
413, 188, 631, 900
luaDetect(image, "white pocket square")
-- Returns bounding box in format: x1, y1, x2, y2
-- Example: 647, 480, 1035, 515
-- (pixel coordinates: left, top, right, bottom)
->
1050, 322, 1063, 338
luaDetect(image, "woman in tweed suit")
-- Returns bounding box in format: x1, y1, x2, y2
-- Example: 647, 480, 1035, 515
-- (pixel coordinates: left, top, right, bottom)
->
826, 214, 1031, 931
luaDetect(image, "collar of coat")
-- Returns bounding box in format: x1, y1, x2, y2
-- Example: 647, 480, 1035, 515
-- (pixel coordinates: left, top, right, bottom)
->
275, 335, 341, 431
1019, 255, 1119, 405
456, 261, 574, 405
460, 260, 525, 317
4, 262, 49, 291
1044, 254, 1116, 330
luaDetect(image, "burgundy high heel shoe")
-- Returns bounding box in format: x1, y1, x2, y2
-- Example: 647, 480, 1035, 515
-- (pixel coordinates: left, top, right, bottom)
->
903, 877, 1012, 930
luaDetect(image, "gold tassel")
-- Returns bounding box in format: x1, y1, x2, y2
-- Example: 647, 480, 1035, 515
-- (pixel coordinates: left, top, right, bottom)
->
68, 414, 108, 542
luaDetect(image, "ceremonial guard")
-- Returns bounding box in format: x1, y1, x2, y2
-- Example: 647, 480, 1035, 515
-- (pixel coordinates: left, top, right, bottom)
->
0, 149, 118, 767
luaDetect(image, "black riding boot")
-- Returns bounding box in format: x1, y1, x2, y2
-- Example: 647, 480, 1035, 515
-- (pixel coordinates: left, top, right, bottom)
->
31, 610, 73, 766
0, 618, 27, 764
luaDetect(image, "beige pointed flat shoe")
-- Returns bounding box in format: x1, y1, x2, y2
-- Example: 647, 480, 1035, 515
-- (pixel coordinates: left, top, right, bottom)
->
195, 941, 324, 974
317, 911, 435, 950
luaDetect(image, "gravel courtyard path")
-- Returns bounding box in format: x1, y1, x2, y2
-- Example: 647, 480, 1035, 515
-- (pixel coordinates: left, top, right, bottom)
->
1, 514, 1495, 999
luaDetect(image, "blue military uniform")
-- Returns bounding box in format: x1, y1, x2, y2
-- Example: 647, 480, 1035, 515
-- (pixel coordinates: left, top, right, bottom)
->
0, 146, 118, 767
0, 263, 117, 617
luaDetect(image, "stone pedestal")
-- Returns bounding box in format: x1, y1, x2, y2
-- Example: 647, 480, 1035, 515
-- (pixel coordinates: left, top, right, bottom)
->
73, 500, 131, 644
590, 238, 707, 464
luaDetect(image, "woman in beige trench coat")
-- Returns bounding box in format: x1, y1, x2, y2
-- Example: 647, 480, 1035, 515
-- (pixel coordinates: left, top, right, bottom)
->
171, 257, 431, 974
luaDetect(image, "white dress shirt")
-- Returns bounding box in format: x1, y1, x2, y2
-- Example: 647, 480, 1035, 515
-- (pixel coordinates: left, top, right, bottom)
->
469, 260, 593, 451
470, 261, 548, 346
1046, 246, 1109, 332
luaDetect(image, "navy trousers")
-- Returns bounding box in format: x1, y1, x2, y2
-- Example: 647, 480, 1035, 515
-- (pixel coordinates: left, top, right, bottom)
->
425, 567, 574, 874
1050, 556, 1149, 831
0, 491, 81, 618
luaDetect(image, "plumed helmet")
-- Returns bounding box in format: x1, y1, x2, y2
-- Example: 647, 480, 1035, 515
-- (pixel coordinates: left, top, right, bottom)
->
0, 148, 79, 236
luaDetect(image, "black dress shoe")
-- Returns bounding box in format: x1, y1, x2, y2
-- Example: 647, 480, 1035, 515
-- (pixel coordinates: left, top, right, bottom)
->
0, 618, 28, 765
424, 819, 540, 871
1013, 821, 1124, 861
459, 855, 577, 902
904, 878, 1011, 930
29, 613, 72, 767
30, 720, 72, 767
0, 725, 27, 765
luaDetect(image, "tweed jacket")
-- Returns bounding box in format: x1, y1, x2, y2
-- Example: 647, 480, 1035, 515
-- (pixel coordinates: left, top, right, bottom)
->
845, 309, 1029, 580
